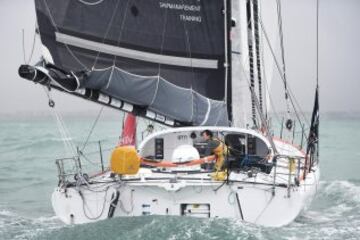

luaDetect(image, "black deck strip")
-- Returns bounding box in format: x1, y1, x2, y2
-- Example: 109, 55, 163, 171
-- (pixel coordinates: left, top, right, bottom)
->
236, 192, 244, 220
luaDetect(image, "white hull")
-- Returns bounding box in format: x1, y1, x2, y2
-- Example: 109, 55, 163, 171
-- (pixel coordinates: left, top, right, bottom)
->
52, 127, 320, 227
52, 169, 319, 227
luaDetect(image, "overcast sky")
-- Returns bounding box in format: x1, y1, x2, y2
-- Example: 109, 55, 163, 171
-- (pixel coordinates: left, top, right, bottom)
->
0, 0, 359, 116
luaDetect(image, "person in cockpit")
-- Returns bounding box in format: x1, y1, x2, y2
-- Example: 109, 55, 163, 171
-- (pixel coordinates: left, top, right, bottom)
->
201, 130, 228, 171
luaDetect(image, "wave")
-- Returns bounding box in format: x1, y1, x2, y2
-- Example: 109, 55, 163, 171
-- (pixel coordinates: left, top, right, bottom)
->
2, 181, 360, 240
316, 180, 360, 206
0, 138, 81, 156
36, 216, 256, 240
36, 181, 360, 240
0, 208, 63, 240
0, 137, 117, 155
288, 180, 360, 240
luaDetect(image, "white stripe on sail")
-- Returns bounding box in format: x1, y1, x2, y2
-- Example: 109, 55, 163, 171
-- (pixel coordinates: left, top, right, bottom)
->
55, 32, 218, 69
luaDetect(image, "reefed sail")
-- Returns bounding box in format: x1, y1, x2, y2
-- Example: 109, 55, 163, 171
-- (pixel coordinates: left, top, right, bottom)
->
20, 0, 231, 126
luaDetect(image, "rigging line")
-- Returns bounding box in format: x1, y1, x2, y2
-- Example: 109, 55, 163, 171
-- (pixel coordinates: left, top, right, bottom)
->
43, 0, 89, 71
57, 113, 76, 154
157, 6, 169, 76
238, 54, 261, 127
265, 82, 282, 126
91, 0, 121, 69
181, 0, 195, 121
119, 112, 126, 142
275, 1, 309, 128
261, 54, 269, 119
277, 1, 309, 128
53, 105, 77, 155
179, 0, 196, 121
79, 151, 103, 166
149, 4, 169, 108
275, 0, 289, 108
240, 34, 274, 129
27, 27, 37, 64
286, 86, 310, 127
256, 0, 285, 127
260, 48, 282, 126
316, 0, 319, 87
262, 36, 309, 129
257, 14, 308, 135
314, 0, 320, 162
57, 113, 77, 156
239, 60, 278, 153
21, 29, 26, 64
275, 1, 308, 132
42, 87, 77, 156
81, 106, 104, 152
246, 0, 257, 128
113, 0, 131, 66
119, 189, 134, 214
276, 73, 309, 129
21, 28, 38, 65
79, 187, 110, 220
80, 146, 114, 156
241, 16, 282, 129
258, 0, 268, 117
53, 112, 73, 155
224, 0, 231, 108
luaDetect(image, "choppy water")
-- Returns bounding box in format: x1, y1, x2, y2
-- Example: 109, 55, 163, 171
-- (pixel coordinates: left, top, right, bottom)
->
0, 112, 359, 240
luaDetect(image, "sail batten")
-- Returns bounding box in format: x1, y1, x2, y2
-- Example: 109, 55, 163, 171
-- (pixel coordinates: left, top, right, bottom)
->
55, 32, 219, 69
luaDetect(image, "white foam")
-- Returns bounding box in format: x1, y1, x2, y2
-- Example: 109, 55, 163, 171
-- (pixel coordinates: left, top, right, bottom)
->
0, 208, 63, 240
0, 209, 15, 217
323, 180, 360, 203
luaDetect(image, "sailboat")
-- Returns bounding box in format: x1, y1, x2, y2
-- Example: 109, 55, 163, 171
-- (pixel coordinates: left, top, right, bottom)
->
18, 0, 320, 227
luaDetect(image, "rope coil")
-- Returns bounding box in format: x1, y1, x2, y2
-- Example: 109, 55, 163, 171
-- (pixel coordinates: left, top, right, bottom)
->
141, 155, 216, 168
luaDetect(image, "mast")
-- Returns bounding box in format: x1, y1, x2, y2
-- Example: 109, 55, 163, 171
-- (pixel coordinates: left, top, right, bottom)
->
252, 0, 264, 116
226, 0, 233, 124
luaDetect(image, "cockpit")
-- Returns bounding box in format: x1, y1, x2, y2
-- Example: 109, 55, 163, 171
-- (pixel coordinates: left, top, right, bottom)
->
138, 127, 273, 173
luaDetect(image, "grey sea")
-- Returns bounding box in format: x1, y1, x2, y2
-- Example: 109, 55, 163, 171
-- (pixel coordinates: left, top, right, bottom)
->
0, 112, 359, 240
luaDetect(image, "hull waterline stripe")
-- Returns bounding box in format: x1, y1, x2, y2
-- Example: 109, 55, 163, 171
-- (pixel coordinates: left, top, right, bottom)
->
55, 32, 219, 69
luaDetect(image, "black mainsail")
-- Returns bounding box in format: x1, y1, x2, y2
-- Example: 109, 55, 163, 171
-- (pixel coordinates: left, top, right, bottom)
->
19, 0, 232, 127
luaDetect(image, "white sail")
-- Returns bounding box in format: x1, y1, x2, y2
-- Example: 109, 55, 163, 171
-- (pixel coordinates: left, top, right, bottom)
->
259, 0, 280, 115
232, 0, 280, 128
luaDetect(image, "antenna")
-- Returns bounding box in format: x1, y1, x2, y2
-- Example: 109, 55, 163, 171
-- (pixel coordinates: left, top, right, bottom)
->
316, 0, 319, 87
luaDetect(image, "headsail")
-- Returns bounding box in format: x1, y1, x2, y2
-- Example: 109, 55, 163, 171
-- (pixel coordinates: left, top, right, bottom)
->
306, 86, 319, 167
19, 0, 232, 127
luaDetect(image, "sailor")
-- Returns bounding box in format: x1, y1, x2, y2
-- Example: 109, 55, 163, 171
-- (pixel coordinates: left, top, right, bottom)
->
201, 130, 228, 171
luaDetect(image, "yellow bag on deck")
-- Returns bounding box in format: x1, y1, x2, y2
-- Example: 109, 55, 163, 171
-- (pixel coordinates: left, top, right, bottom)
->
289, 158, 296, 173
110, 146, 140, 175
211, 170, 227, 181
